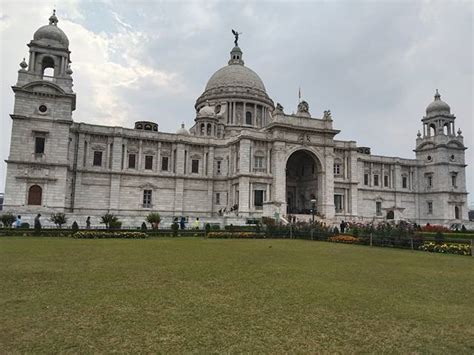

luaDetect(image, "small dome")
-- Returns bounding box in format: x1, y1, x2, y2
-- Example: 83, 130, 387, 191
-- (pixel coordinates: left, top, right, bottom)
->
33, 11, 69, 48
198, 103, 215, 117
177, 123, 190, 135
426, 89, 450, 117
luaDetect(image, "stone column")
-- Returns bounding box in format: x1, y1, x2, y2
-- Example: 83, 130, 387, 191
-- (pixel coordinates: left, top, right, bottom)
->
323, 150, 335, 220
109, 134, 124, 212
272, 141, 287, 215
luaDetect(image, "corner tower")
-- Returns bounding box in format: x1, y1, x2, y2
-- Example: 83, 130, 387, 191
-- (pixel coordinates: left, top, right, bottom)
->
415, 90, 468, 223
4, 11, 76, 214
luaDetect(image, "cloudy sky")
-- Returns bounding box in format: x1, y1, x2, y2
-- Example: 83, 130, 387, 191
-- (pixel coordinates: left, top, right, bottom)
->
0, 0, 473, 205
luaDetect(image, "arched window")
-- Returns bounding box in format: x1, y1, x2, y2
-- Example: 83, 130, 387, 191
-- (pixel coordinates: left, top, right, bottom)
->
454, 206, 460, 219
443, 123, 449, 135
246, 111, 252, 125
200, 123, 205, 135
28, 185, 42, 205
207, 123, 212, 136
42, 56, 55, 80
429, 123, 436, 136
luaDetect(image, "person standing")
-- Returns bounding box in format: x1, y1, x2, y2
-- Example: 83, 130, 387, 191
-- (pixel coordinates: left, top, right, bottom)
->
340, 220, 346, 234
34, 214, 42, 234
193, 217, 200, 230
180, 216, 186, 230
15, 215, 22, 229
86, 216, 91, 229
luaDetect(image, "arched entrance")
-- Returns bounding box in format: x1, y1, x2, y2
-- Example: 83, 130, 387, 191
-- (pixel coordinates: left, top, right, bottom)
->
285, 150, 323, 215
28, 185, 42, 205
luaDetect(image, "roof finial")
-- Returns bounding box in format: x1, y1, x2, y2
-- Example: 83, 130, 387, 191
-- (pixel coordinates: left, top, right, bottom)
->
434, 89, 440, 100
49, 9, 58, 25
231, 29, 241, 47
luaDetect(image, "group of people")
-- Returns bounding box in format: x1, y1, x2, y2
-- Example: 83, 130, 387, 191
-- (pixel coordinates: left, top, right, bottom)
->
13, 214, 42, 231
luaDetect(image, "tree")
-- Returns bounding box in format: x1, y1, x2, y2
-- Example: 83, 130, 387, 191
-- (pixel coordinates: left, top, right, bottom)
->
0, 213, 16, 228
146, 212, 161, 230
100, 213, 119, 230
50, 213, 67, 228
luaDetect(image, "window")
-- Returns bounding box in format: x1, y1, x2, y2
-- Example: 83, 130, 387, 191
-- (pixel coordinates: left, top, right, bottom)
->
333, 163, 341, 175
254, 156, 265, 172
427, 176, 433, 188
402, 176, 407, 188
145, 155, 153, 170
161, 156, 169, 171
35, 136, 45, 154
93, 151, 102, 166
28, 185, 42, 205
216, 160, 222, 174
216, 193, 220, 205
451, 174, 457, 188
376, 201, 382, 216
364, 173, 369, 186
427, 201, 433, 214
128, 154, 136, 169
143, 190, 152, 208
454, 206, 460, 219
334, 194, 343, 213
246, 111, 252, 125
384, 175, 389, 187
192, 159, 199, 173
374, 174, 379, 186
254, 190, 264, 209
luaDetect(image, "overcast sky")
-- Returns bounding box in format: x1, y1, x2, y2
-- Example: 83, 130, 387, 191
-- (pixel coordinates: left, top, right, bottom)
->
0, 0, 473, 205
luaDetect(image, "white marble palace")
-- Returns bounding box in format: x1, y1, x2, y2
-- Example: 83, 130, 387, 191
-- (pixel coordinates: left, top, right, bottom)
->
3, 12, 469, 226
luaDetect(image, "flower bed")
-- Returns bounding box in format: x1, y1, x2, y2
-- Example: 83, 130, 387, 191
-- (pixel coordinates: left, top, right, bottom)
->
328, 235, 360, 244
207, 232, 261, 239
418, 242, 471, 256
72, 231, 147, 239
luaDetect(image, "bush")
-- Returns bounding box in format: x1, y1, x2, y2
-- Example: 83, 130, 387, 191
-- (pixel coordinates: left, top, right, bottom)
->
146, 212, 161, 230
435, 231, 444, 245
109, 220, 122, 229
171, 222, 179, 237
100, 213, 119, 229
20, 222, 30, 229
328, 235, 360, 244
418, 242, 471, 256
72, 221, 79, 231
207, 232, 261, 239
205, 223, 211, 236
421, 224, 450, 233
1, 213, 16, 228
50, 213, 67, 228
72, 231, 147, 239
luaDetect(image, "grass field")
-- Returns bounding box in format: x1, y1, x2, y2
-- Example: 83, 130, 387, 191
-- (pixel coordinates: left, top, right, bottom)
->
1, 237, 473, 353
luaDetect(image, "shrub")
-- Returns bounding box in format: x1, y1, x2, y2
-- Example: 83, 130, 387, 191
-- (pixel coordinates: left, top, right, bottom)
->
328, 235, 360, 244
109, 220, 122, 229
72, 231, 147, 239
207, 232, 261, 239
100, 213, 119, 229
205, 223, 211, 236
418, 242, 471, 256
20, 222, 30, 229
50, 213, 67, 228
71, 221, 79, 231
171, 222, 179, 237
1, 213, 16, 228
146, 212, 161, 230
421, 224, 450, 233
435, 231, 444, 245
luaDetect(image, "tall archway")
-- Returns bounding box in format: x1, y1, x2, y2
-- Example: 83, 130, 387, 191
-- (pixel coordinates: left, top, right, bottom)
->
28, 185, 42, 205
285, 149, 322, 215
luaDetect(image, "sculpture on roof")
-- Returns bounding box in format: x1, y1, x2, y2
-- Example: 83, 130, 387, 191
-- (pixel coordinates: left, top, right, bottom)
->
297, 100, 309, 114
232, 29, 241, 46
323, 110, 332, 120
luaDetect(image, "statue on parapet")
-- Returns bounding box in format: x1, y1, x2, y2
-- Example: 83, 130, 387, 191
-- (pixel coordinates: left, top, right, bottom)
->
323, 110, 332, 120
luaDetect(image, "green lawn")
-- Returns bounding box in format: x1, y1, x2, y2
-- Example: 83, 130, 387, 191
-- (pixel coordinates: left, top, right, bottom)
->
1, 237, 473, 353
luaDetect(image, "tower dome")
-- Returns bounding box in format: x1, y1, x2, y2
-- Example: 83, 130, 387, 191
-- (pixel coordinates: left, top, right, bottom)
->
33, 10, 69, 49
426, 89, 450, 117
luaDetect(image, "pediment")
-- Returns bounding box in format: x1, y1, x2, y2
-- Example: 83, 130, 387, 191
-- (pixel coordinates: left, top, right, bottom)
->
22, 81, 66, 95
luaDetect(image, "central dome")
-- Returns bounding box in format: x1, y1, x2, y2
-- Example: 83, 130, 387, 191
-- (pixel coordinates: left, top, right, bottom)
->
205, 64, 266, 93
33, 11, 69, 49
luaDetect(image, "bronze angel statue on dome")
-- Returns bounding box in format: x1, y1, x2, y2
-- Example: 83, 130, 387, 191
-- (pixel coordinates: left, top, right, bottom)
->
232, 29, 241, 46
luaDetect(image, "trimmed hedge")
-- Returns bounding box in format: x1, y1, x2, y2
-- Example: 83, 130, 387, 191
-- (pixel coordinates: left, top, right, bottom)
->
207, 232, 262, 239
72, 231, 147, 239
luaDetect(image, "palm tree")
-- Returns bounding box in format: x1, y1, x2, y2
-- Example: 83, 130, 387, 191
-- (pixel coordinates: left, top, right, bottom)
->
146, 212, 161, 230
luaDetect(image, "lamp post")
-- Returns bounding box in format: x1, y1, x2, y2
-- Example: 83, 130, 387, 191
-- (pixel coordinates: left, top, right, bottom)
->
310, 198, 317, 224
